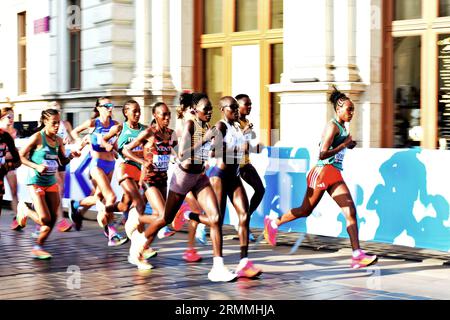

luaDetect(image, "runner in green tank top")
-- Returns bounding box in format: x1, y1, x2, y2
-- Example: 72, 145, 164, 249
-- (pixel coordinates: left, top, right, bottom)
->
264, 86, 378, 270
101, 100, 154, 234
317, 118, 349, 171
16, 109, 80, 260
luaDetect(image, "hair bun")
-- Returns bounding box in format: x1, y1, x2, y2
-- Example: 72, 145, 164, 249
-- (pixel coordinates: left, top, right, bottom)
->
329, 86, 346, 104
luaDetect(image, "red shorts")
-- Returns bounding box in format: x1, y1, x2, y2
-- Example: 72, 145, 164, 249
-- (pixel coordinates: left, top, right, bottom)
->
307, 165, 344, 190
117, 163, 141, 184
30, 184, 59, 196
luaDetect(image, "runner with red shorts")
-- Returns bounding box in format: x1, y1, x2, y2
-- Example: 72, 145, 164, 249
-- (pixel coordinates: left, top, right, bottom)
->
264, 86, 378, 269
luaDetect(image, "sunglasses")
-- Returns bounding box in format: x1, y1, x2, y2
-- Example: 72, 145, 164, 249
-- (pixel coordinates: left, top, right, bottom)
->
99, 103, 114, 109
2, 114, 14, 120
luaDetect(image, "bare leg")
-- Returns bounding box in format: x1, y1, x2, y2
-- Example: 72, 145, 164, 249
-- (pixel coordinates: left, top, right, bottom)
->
328, 182, 360, 251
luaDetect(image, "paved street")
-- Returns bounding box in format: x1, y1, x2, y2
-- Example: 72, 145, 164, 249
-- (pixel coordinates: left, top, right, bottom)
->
0, 208, 449, 300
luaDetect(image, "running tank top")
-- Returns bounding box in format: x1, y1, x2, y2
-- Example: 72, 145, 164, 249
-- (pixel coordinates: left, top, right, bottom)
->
238, 118, 252, 166
317, 119, 348, 171
117, 122, 146, 169
142, 126, 176, 183
220, 120, 245, 165
28, 131, 59, 186
90, 118, 117, 152
190, 119, 211, 164
56, 121, 68, 140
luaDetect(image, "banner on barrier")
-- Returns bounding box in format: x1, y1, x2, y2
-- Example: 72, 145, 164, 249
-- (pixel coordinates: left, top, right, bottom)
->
4, 142, 450, 252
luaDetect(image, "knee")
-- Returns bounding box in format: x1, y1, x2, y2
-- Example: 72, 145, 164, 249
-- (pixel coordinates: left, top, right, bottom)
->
208, 213, 220, 227
238, 212, 250, 225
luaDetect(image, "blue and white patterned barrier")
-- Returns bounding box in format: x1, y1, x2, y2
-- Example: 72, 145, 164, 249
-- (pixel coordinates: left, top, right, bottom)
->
5, 142, 450, 252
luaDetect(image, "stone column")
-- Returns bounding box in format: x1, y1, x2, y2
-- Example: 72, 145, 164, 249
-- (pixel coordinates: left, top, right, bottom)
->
283, 0, 334, 83
332, 0, 360, 82
129, 0, 153, 90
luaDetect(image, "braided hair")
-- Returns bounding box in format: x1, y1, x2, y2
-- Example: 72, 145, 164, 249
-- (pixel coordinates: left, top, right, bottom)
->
37, 109, 60, 132
329, 86, 350, 111
122, 99, 140, 122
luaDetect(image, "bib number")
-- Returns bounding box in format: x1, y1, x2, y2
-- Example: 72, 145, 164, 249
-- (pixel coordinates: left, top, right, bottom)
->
153, 154, 170, 171
43, 159, 58, 175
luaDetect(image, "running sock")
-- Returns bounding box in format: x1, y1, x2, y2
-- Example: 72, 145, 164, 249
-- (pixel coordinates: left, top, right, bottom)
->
237, 258, 249, 270
33, 245, 43, 250
185, 211, 202, 223
352, 249, 363, 258
271, 220, 278, 229
213, 257, 224, 268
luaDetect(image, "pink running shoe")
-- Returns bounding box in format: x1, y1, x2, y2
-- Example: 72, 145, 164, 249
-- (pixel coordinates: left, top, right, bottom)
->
351, 251, 378, 269
263, 216, 278, 246
172, 203, 190, 231
10, 217, 22, 231
57, 219, 73, 232
237, 260, 263, 279
183, 248, 202, 263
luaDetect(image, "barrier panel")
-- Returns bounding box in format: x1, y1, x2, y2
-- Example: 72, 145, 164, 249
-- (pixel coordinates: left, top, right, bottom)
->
5, 142, 450, 252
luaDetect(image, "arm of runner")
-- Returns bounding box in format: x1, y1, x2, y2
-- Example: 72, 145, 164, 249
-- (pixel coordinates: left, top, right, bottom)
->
319, 122, 354, 161
19, 132, 47, 174
122, 129, 152, 169
2, 131, 21, 173
102, 123, 122, 152
71, 119, 93, 141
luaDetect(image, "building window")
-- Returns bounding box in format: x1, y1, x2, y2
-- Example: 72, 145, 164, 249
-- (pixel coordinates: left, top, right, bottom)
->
394, 0, 421, 20
196, 0, 283, 146
271, 0, 283, 29
18, 12, 27, 95
203, 47, 224, 125
270, 43, 283, 144
235, 0, 258, 32
69, 0, 81, 90
203, 0, 223, 34
439, 0, 450, 17
384, 0, 450, 149
393, 37, 421, 148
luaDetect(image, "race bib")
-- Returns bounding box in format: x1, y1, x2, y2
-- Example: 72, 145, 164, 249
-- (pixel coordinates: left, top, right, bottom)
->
153, 154, 170, 171
42, 159, 58, 175
195, 141, 211, 162
334, 149, 346, 164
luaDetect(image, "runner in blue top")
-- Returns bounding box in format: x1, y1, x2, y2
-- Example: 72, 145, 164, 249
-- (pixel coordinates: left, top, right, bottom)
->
71, 97, 127, 247
264, 86, 378, 269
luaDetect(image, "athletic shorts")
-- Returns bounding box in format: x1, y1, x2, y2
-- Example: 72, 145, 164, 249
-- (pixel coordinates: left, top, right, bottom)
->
307, 165, 344, 191
117, 162, 141, 184
209, 165, 241, 187
58, 164, 66, 172
169, 164, 210, 196
90, 158, 115, 175
142, 180, 167, 197
29, 183, 59, 196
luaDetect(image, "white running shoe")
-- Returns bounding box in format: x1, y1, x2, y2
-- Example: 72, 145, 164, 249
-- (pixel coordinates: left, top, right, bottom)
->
207, 266, 237, 282
125, 208, 140, 239
127, 255, 153, 270
157, 226, 176, 239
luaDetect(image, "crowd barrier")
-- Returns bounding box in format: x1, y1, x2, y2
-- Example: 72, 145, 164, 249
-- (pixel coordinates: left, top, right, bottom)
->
5, 141, 450, 252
